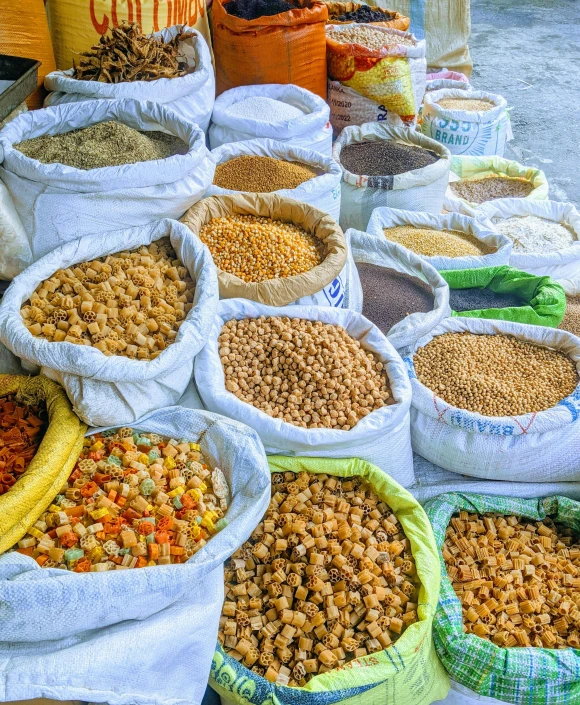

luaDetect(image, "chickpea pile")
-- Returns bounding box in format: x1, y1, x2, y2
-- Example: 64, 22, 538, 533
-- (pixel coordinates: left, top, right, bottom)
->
21, 238, 195, 359
219, 316, 393, 429
444, 511, 580, 648
219, 471, 420, 686
199, 215, 325, 283
414, 333, 578, 416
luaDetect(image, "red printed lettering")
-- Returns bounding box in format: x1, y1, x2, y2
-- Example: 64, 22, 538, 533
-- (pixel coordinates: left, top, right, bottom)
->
90, 0, 109, 34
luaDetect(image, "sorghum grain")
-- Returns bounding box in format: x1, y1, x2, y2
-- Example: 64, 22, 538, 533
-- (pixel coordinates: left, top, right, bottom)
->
383, 225, 494, 257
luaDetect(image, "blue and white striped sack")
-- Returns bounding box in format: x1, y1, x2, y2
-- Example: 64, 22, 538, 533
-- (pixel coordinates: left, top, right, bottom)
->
405, 316, 580, 482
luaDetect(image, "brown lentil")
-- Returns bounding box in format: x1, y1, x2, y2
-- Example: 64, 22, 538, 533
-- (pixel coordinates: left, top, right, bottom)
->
327, 25, 416, 49
21, 237, 195, 359
219, 316, 393, 430
357, 263, 435, 333
559, 296, 580, 337
15, 121, 188, 170
450, 176, 534, 204
383, 225, 495, 258
414, 332, 578, 416
199, 215, 325, 283
213, 156, 319, 193
443, 511, 580, 648
436, 98, 495, 112
340, 141, 439, 176
219, 471, 420, 685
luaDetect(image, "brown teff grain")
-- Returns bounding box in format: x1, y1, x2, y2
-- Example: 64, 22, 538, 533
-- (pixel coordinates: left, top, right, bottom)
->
15, 121, 188, 170
357, 263, 435, 333
443, 511, 580, 648
436, 98, 495, 112
450, 176, 534, 204
213, 156, 319, 192
559, 296, 580, 337
72, 22, 195, 82
414, 332, 578, 416
383, 225, 495, 257
219, 316, 393, 429
219, 471, 421, 685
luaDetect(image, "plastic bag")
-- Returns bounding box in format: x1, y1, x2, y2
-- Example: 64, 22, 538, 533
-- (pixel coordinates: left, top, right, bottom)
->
333, 124, 451, 231
0, 374, 85, 555
0, 405, 271, 705
421, 89, 509, 157
211, 455, 449, 705
366, 208, 512, 271
195, 298, 415, 486
348, 228, 452, 350
209, 84, 333, 157
444, 155, 549, 212
442, 265, 566, 327
182, 193, 349, 307
0, 219, 219, 427
0, 179, 31, 280
406, 317, 580, 482
213, 0, 328, 99
326, 25, 426, 135
425, 492, 580, 705
475, 198, 580, 286
207, 139, 342, 222
44, 27, 215, 132
0, 98, 215, 261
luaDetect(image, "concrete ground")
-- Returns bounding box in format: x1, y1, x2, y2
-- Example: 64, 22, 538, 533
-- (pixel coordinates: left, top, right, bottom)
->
470, 0, 580, 205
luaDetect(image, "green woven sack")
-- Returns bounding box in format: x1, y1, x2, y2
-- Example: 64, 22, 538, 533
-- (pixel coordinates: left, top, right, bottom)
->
441, 265, 566, 326
211, 456, 450, 705
425, 492, 580, 705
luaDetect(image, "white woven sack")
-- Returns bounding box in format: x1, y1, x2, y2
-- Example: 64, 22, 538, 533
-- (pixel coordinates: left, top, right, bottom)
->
347, 228, 451, 351
0, 405, 271, 705
425, 79, 472, 92
0, 219, 218, 426
406, 317, 580, 482
44, 26, 215, 132
366, 207, 512, 271
421, 89, 510, 157
209, 84, 333, 156
0, 179, 31, 279
475, 198, 580, 288
326, 27, 426, 136
207, 138, 342, 222
0, 98, 215, 261
194, 299, 415, 486
333, 123, 451, 231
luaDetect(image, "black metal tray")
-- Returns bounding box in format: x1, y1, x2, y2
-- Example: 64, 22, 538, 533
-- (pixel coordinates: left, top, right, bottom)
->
0, 54, 41, 123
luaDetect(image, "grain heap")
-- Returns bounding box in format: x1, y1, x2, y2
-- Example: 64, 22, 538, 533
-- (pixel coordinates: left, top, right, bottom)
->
199, 215, 325, 282
15, 121, 188, 170
436, 98, 494, 112
383, 225, 494, 257
12, 428, 229, 571
414, 332, 578, 416
450, 177, 534, 204
443, 510, 580, 648
0, 396, 47, 496
340, 141, 439, 176
333, 5, 396, 22
213, 156, 319, 192
227, 97, 305, 122
21, 237, 195, 359
219, 471, 420, 684
72, 22, 195, 82
449, 287, 522, 312
219, 316, 393, 429
225, 0, 294, 19
357, 264, 435, 333
491, 215, 576, 254
559, 297, 580, 337
326, 25, 415, 49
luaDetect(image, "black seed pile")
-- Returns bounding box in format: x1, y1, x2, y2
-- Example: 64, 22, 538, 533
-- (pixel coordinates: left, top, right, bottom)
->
358, 263, 435, 334
226, 0, 294, 19
339, 140, 440, 176
449, 287, 524, 312
335, 6, 396, 22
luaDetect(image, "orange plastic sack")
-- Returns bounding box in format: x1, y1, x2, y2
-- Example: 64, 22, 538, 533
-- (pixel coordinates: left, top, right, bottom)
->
0, 0, 57, 109
325, 1, 409, 30
213, 0, 328, 99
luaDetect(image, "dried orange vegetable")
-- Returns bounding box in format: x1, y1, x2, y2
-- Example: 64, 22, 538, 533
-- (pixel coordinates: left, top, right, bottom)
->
72, 22, 196, 83
0, 395, 47, 495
